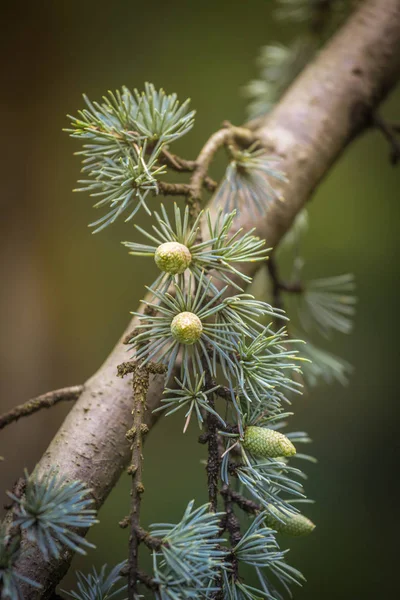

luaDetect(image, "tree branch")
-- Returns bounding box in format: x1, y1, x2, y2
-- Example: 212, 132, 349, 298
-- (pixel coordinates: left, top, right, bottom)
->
0, 386, 83, 431
13, 0, 400, 595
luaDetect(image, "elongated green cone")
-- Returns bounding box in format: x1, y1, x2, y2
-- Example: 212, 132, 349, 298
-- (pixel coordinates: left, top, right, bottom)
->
242, 426, 296, 458
265, 505, 316, 537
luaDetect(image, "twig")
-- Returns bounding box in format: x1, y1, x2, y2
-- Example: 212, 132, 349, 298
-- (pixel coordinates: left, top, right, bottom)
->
266, 255, 303, 325
221, 484, 241, 581
119, 517, 163, 551
373, 114, 400, 165
0, 386, 83, 431
215, 385, 233, 401
157, 182, 192, 197
133, 525, 163, 551
200, 359, 221, 513
205, 398, 220, 513
137, 570, 159, 592
128, 365, 148, 599
220, 488, 260, 515
117, 361, 166, 600
119, 565, 159, 592
160, 148, 197, 172
189, 125, 256, 222
160, 148, 218, 191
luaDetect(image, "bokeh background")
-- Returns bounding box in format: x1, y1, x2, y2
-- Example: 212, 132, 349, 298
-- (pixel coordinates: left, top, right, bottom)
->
0, 1, 399, 598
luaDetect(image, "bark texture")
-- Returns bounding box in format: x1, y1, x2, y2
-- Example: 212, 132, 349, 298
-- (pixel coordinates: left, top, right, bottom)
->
13, 0, 400, 596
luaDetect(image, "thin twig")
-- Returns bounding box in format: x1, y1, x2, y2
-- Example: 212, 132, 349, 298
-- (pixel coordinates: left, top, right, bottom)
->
267, 255, 303, 327
119, 565, 159, 592
128, 365, 148, 599
160, 148, 197, 172
200, 359, 221, 513
117, 361, 166, 600
0, 386, 83, 431
205, 397, 220, 513
373, 114, 400, 165
137, 570, 159, 592
119, 517, 163, 551
215, 385, 233, 401
221, 484, 241, 581
157, 181, 192, 197
189, 125, 256, 222
220, 488, 261, 515
133, 525, 163, 551
160, 148, 218, 191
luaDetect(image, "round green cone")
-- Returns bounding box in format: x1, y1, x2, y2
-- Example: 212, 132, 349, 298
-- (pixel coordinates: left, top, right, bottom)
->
265, 505, 316, 537
154, 241, 192, 274
242, 426, 296, 458
170, 311, 203, 345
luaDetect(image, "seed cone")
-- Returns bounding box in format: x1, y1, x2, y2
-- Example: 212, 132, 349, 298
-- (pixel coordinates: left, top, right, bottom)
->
242, 426, 296, 458
265, 505, 316, 537
154, 241, 192, 274
171, 311, 203, 345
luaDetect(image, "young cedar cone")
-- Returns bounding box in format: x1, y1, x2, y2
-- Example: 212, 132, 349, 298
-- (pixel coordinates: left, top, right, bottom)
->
171, 312, 203, 345
265, 505, 316, 537
242, 426, 296, 458
154, 241, 192, 274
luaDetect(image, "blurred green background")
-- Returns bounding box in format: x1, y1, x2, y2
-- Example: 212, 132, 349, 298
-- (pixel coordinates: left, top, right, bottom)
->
0, 0, 399, 598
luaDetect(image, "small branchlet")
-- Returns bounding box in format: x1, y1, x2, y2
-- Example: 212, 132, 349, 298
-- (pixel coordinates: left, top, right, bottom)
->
373, 114, 400, 165
220, 488, 260, 515
188, 125, 257, 221
159, 148, 218, 190
0, 386, 83, 431
117, 359, 166, 599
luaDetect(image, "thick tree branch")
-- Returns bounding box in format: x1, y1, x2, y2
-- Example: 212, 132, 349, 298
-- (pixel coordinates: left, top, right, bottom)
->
13, 0, 400, 595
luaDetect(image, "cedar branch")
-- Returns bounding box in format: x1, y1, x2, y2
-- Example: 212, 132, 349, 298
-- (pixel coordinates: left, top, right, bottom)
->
12, 1, 400, 595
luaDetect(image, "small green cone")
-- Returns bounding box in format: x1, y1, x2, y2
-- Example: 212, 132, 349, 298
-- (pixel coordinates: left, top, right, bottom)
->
242, 426, 296, 458
154, 241, 192, 274
170, 311, 203, 345
265, 505, 316, 537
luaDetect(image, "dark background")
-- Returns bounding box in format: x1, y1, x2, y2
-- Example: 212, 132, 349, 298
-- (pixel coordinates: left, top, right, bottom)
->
0, 1, 399, 598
